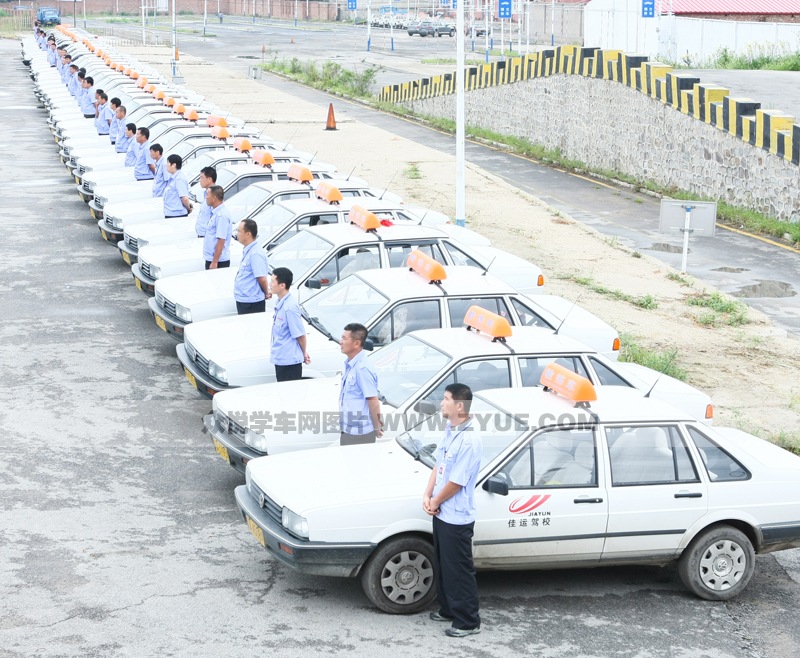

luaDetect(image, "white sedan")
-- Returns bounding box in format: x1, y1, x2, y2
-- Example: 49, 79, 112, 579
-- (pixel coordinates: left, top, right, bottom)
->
235, 381, 800, 613
205, 311, 712, 471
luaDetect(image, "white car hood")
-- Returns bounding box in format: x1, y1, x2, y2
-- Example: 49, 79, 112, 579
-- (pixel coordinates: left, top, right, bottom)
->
247, 440, 429, 517
126, 217, 196, 241
140, 239, 243, 269
615, 362, 713, 422
156, 267, 238, 306
105, 197, 162, 219
530, 294, 620, 359
185, 312, 276, 363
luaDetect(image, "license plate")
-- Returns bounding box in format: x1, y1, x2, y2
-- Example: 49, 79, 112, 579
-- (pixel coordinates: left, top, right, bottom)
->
122, 251, 131, 265
213, 438, 230, 463
155, 315, 167, 332
246, 515, 266, 547
184, 368, 198, 390
89, 208, 98, 220
134, 278, 143, 291
100, 229, 109, 241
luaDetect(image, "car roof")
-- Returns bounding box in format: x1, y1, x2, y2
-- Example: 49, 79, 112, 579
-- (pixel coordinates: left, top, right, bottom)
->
406, 326, 592, 360
297, 222, 449, 244
478, 386, 694, 426
269, 196, 406, 215
350, 265, 517, 299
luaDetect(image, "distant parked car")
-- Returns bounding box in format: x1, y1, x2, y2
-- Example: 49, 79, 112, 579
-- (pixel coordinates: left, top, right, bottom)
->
407, 20, 422, 36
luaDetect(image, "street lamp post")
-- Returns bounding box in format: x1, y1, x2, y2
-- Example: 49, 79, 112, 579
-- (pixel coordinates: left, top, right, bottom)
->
455, 0, 465, 227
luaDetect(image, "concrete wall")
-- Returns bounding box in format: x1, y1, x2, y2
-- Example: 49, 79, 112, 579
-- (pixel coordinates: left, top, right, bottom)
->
400, 72, 800, 222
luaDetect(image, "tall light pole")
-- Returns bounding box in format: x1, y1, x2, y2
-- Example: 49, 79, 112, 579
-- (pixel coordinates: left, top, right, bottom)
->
455, 0, 465, 226
294, 0, 298, 26
171, 0, 178, 78
204, 0, 208, 36
550, 0, 555, 46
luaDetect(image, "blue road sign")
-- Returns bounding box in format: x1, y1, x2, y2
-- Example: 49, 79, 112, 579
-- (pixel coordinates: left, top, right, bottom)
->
347, 0, 357, 10
498, 0, 511, 19
642, 0, 655, 18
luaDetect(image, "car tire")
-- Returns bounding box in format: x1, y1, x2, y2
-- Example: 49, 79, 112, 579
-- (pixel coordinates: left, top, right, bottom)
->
678, 525, 755, 601
360, 536, 436, 614
449, 29, 454, 37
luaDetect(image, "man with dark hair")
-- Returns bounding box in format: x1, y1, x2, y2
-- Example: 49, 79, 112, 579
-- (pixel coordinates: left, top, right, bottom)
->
269, 267, 309, 381
203, 185, 232, 270
423, 383, 482, 638
107, 97, 122, 144
94, 91, 112, 136
114, 109, 131, 153
194, 167, 217, 238
338, 323, 382, 445
234, 219, 270, 315
162, 153, 191, 216
133, 127, 155, 181
122, 123, 137, 164
78, 75, 95, 118
150, 144, 168, 198
67, 64, 80, 96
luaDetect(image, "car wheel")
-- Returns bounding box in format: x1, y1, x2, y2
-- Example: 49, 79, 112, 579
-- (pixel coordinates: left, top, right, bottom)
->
449, 29, 454, 37
678, 525, 755, 601
360, 536, 436, 614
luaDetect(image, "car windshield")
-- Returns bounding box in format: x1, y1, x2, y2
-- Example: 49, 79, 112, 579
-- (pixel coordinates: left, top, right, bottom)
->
301, 275, 388, 340
250, 203, 298, 238
396, 395, 529, 469
367, 335, 450, 408
269, 231, 334, 277
181, 149, 220, 182
226, 185, 276, 222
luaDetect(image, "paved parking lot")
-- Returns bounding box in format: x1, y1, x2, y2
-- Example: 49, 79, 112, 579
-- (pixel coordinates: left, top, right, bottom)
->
2, 38, 800, 658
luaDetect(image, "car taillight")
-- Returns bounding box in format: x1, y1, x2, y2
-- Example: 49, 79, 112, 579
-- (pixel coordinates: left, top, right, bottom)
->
612, 337, 620, 352
537, 274, 544, 287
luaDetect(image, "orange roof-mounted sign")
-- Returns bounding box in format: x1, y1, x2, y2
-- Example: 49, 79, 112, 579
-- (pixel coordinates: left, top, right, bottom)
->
407, 250, 446, 284
540, 362, 597, 407
348, 205, 381, 231
464, 306, 512, 341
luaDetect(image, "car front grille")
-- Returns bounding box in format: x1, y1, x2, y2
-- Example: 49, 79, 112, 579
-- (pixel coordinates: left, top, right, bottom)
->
139, 261, 152, 278
155, 291, 177, 317
249, 480, 282, 526
124, 235, 138, 251
95, 197, 107, 210
184, 338, 210, 377
215, 410, 247, 442
104, 216, 115, 229
78, 165, 86, 176
83, 180, 94, 193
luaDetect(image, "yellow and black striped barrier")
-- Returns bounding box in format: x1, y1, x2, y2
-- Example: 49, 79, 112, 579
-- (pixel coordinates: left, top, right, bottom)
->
376, 47, 800, 166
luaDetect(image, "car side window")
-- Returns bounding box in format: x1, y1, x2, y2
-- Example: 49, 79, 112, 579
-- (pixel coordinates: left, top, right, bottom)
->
442, 242, 482, 268
499, 429, 597, 488
368, 300, 440, 347
448, 297, 511, 327
385, 242, 446, 268
607, 425, 699, 486
424, 359, 513, 406
510, 298, 554, 329
588, 357, 633, 387
277, 191, 312, 203
686, 427, 750, 482
519, 357, 590, 388
335, 246, 380, 281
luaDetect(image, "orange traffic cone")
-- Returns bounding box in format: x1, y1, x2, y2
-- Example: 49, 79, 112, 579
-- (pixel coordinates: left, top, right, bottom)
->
325, 103, 338, 131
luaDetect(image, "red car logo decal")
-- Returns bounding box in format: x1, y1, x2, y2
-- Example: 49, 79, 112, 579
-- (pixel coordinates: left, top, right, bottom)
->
509, 494, 551, 514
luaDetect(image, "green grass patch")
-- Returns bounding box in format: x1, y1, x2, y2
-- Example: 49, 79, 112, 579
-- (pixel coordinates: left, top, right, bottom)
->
618, 334, 687, 381
688, 291, 749, 326
667, 272, 693, 287
569, 275, 658, 310
261, 58, 378, 98
421, 58, 484, 66
771, 431, 800, 455
675, 44, 800, 71
404, 162, 422, 179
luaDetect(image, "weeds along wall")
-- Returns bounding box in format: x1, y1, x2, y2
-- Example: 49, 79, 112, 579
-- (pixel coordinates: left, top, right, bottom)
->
382, 47, 800, 223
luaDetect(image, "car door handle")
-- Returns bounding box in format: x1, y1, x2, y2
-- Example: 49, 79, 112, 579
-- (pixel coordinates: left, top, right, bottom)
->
574, 497, 603, 504
674, 492, 703, 499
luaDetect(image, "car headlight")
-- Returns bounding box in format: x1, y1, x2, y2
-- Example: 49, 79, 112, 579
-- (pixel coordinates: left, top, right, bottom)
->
244, 428, 268, 452
110, 215, 124, 230
282, 507, 309, 539
136, 238, 148, 249
149, 265, 162, 280
85, 181, 96, 193
208, 360, 227, 383
175, 303, 192, 323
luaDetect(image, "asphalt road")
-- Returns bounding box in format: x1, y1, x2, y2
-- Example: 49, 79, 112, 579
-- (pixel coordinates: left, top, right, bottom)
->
3, 38, 800, 658
88, 17, 800, 337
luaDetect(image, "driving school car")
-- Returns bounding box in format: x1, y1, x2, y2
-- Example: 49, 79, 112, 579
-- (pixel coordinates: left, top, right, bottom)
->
205, 307, 712, 472
118, 176, 403, 264
178, 253, 617, 397
149, 208, 540, 338
99, 160, 343, 246
235, 373, 800, 614
132, 192, 446, 297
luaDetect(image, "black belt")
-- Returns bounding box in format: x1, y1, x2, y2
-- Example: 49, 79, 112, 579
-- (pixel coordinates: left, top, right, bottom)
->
165, 213, 189, 218
83, 114, 94, 118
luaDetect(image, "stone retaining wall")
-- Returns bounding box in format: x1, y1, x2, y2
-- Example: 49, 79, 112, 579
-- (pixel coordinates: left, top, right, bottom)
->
402, 74, 800, 222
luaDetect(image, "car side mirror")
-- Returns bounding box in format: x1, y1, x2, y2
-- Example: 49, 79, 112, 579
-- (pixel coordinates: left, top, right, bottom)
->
483, 474, 509, 496
363, 339, 374, 351
413, 399, 437, 416
305, 279, 321, 289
